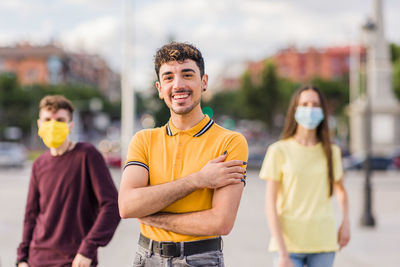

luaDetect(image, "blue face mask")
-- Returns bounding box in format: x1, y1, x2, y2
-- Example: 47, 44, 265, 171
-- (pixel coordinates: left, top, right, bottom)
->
294, 106, 324, 129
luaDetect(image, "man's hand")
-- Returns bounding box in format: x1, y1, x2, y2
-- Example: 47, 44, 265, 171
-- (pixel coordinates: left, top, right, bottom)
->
72, 253, 92, 267
17, 262, 29, 267
195, 152, 246, 189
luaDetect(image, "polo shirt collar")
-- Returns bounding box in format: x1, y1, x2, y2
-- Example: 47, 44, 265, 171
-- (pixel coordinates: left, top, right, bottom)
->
166, 115, 214, 137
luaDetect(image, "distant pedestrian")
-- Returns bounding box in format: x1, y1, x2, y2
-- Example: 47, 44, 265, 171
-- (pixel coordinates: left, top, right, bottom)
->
118, 42, 248, 266
260, 85, 350, 267
16, 95, 120, 267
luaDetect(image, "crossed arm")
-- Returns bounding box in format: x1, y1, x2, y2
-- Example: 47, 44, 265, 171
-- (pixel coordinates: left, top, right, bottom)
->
118, 153, 246, 236
139, 182, 243, 236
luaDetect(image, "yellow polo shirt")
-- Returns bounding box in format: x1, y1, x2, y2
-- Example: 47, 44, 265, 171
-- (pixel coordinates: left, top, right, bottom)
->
259, 138, 343, 253
125, 115, 248, 242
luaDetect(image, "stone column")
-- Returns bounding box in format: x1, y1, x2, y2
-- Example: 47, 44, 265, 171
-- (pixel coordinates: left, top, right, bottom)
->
349, 0, 400, 157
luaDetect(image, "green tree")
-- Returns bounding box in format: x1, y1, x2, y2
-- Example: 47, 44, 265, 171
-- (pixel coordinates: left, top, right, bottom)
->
203, 90, 241, 118
0, 73, 122, 141
0, 74, 32, 136
238, 62, 294, 131
390, 43, 400, 101
393, 60, 400, 100
238, 70, 261, 120
143, 85, 170, 127
278, 78, 299, 112
259, 63, 280, 127
311, 77, 349, 114
390, 43, 400, 62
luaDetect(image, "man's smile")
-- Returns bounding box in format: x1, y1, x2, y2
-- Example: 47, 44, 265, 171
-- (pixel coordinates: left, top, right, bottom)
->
171, 90, 191, 102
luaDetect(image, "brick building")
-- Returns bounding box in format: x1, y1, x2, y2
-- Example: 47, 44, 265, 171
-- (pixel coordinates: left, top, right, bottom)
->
0, 43, 120, 101
273, 45, 366, 82
212, 45, 366, 92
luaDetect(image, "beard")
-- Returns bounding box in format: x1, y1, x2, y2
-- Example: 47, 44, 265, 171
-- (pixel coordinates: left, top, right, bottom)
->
166, 89, 201, 115
170, 98, 201, 115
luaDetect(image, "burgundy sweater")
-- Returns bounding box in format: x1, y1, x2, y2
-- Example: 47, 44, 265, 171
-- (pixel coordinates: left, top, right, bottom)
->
17, 143, 120, 267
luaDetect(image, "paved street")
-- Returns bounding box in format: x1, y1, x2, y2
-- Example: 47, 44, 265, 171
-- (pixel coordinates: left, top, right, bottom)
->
0, 165, 399, 267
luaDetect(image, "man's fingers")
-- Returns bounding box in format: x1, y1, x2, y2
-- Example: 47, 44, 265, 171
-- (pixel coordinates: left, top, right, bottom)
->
222, 160, 247, 167
210, 152, 228, 163
228, 178, 242, 184
222, 173, 244, 180
225, 166, 246, 174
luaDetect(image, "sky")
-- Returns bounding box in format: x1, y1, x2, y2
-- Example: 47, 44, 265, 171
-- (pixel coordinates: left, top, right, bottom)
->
1, 0, 399, 90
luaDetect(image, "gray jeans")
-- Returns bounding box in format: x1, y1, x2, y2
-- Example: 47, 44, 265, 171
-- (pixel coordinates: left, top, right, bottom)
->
133, 243, 225, 267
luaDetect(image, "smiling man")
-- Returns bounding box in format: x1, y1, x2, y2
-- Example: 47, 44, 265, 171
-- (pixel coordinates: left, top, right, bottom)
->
16, 95, 120, 267
118, 42, 249, 267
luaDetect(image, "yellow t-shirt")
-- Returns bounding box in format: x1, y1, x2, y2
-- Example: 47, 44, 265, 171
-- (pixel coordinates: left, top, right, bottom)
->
259, 137, 343, 253
126, 115, 248, 242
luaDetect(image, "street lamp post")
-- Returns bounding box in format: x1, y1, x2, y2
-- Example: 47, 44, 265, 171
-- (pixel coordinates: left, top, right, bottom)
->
120, 0, 134, 166
360, 16, 376, 227
360, 98, 375, 226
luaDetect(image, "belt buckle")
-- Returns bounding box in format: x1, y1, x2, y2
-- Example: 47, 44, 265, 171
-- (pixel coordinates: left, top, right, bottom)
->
159, 242, 180, 257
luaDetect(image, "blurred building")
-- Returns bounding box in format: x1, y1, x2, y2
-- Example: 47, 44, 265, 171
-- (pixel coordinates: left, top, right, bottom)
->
211, 45, 366, 92
0, 43, 120, 102
211, 61, 247, 92
274, 46, 366, 82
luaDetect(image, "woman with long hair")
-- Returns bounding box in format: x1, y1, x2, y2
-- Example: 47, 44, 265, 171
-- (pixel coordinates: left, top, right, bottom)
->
259, 85, 350, 267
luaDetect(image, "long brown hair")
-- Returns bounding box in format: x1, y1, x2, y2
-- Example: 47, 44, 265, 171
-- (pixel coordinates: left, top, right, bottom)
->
281, 85, 334, 197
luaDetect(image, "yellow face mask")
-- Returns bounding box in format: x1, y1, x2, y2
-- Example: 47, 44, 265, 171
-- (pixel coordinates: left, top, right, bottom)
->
38, 120, 70, 148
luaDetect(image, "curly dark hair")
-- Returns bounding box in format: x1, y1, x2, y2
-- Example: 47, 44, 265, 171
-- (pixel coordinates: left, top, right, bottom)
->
154, 42, 205, 80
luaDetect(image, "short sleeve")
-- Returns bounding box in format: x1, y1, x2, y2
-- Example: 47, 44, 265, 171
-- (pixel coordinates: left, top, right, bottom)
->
332, 145, 343, 182
225, 133, 249, 163
259, 143, 284, 181
223, 133, 248, 186
124, 130, 149, 170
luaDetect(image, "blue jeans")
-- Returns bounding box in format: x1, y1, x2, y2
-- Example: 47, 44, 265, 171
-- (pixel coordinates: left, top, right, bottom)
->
274, 252, 335, 267
133, 244, 225, 267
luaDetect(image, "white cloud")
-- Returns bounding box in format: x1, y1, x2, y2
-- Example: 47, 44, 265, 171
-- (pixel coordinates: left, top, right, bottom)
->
62, 16, 120, 48
1, 0, 59, 16
1, 0, 399, 89
0, 0, 30, 11
120, 0, 400, 89
61, 16, 121, 66
61, 0, 114, 7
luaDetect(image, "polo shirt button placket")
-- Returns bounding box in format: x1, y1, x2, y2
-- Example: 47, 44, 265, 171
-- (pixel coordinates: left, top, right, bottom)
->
176, 134, 183, 161
176, 146, 182, 159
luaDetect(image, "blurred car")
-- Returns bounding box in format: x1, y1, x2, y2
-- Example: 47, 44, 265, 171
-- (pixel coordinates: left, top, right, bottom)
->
343, 155, 393, 171
393, 156, 400, 169
0, 142, 27, 168
391, 150, 400, 169
247, 143, 267, 169
103, 153, 122, 168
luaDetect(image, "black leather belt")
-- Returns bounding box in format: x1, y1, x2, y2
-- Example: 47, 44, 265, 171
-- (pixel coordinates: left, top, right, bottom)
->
138, 234, 222, 257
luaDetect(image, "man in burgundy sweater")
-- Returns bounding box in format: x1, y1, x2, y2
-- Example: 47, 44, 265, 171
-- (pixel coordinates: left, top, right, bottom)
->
16, 95, 120, 267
